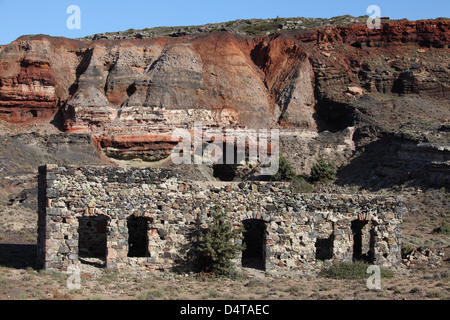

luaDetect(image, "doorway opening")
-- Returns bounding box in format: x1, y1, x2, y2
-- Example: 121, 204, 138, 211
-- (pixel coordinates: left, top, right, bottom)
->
242, 219, 266, 271
127, 216, 150, 258
351, 220, 375, 263
315, 221, 335, 261
78, 216, 108, 266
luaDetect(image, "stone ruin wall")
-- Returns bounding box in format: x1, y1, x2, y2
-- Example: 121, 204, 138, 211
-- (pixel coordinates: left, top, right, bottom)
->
37, 164, 403, 274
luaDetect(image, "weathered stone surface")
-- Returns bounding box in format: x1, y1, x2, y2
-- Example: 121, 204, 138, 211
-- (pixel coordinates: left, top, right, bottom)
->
37, 164, 403, 274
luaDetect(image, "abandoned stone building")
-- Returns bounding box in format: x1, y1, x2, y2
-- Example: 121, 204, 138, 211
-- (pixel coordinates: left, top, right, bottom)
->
37, 164, 403, 274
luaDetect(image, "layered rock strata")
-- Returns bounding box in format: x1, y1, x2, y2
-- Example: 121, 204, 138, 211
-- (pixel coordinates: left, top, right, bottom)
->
0, 20, 448, 165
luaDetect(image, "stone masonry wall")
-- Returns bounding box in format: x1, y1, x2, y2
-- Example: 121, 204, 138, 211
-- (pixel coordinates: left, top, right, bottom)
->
37, 164, 403, 274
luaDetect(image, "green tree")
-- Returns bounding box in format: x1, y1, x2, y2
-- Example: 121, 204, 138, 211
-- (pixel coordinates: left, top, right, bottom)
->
271, 155, 297, 181
310, 156, 336, 183
198, 206, 245, 277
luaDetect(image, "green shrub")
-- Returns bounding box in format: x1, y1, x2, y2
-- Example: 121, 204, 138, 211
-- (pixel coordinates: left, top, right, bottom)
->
401, 246, 415, 258
291, 175, 313, 193
432, 221, 450, 236
204, 288, 221, 299
198, 206, 244, 277
286, 285, 302, 295
100, 268, 119, 282
271, 156, 297, 182
310, 156, 336, 183
241, 20, 282, 36
138, 289, 164, 300
320, 262, 394, 280
270, 156, 313, 192
427, 290, 445, 299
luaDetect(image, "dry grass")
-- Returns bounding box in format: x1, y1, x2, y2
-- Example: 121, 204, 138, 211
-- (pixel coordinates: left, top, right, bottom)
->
0, 262, 448, 300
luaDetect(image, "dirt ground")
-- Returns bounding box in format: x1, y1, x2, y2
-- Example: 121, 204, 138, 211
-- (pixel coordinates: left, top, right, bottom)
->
0, 188, 448, 301
0, 256, 448, 301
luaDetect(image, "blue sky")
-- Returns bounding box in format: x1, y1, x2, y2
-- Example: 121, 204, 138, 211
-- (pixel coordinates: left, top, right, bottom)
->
0, 0, 448, 44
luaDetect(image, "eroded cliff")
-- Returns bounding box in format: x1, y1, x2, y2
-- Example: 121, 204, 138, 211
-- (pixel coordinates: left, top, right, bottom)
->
0, 19, 448, 176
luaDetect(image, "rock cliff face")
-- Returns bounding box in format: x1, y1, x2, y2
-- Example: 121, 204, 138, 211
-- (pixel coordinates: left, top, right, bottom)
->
0, 37, 81, 123
0, 19, 449, 169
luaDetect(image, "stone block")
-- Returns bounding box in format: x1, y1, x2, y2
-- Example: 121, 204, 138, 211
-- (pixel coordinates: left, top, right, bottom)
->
46, 189, 58, 198
58, 245, 70, 254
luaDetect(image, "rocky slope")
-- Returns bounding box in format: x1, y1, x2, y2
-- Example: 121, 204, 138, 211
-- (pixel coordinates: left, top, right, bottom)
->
84, 15, 373, 40
0, 19, 449, 185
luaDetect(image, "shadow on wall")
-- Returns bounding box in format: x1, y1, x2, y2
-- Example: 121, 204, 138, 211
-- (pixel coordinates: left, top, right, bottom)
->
172, 217, 204, 274
0, 244, 37, 269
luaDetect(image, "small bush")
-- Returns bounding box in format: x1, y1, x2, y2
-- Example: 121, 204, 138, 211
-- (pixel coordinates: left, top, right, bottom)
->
138, 289, 164, 300
245, 279, 266, 288
271, 156, 314, 192
432, 221, 450, 236
427, 290, 445, 299
310, 156, 336, 183
242, 20, 283, 36
380, 267, 395, 279
401, 246, 415, 258
271, 156, 297, 181
100, 269, 119, 282
85, 295, 103, 300
198, 206, 244, 277
291, 175, 313, 193
320, 262, 394, 280
410, 287, 422, 294
204, 288, 221, 299
286, 285, 302, 295
320, 262, 368, 279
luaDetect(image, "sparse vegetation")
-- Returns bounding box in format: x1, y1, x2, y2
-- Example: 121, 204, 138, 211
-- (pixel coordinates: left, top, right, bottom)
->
310, 156, 336, 183
409, 287, 422, 294
427, 290, 446, 299
82, 15, 373, 40
432, 221, 450, 236
272, 156, 297, 181
271, 156, 314, 192
203, 288, 221, 299
291, 175, 313, 193
138, 289, 165, 300
401, 246, 415, 258
0, 259, 448, 300
320, 262, 394, 280
241, 19, 284, 36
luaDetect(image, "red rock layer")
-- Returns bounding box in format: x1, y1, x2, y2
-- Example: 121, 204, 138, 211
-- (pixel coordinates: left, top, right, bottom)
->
0, 20, 448, 161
